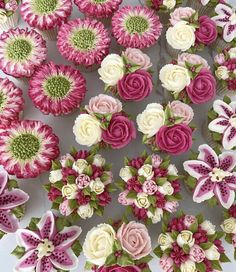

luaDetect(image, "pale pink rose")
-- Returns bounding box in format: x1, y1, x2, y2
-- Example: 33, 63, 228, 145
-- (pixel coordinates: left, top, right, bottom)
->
5, 0, 18, 11
170, 101, 194, 125
164, 201, 179, 213
76, 174, 90, 189
85, 94, 122, 115
170, 7, 195, 26
151, 154, 162, 168
160, 255, 174, 272
123, 48, 152, 70
214, 53, 226, 65
103, 171, 113, 185
177, 53, 210, 69
60, 153, 75, 167
232, 234, 236, 248
118, 191, 134, 206
59, 199, 73, 216
142, 180, 158, 195
190, 245, 206, 263
184, 215, 197, 228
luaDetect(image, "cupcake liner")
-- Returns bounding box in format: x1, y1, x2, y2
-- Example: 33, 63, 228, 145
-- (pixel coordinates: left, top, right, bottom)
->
75, 63, 100, 73
165, 41, 181, 58
85, 14, 112, 28
216, 81, 236, 97
16, 77, 29, 85
0, 10, 19, 32
212, 37, 228, 50
186, 0, 202, 10
37, 28, 58, 41
159, 12, 170, 26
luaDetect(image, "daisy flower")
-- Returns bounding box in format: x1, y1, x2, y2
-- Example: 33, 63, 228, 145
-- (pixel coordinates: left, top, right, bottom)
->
28, 62, 87, 116
0, 77, 24, 126
0, 120, 60, 179
57, 18, 111, 68
0, 28, 47, 78
111, 5, 163, 49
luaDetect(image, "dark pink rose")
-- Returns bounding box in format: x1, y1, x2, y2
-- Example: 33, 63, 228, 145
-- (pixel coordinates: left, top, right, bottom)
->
102, 114, 136, 149
97, 265, 141, 272
151, 0, 163, 11
225, 58, 236, 71
156, 124, 193, 155
186, 68, 216, 104
195, 16, 217, 45
117, 70, 153, 101
48, 187, 61, 201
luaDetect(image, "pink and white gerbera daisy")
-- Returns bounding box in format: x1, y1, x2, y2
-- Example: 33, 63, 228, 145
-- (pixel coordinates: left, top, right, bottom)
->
0, 120, 60, 179
74, 0, 122, 18
111, 5, 162, 49
15, 211, 81, 272
20, 0, 72, 30
28, 62, 87, 116
0, 28, 47, 78
0, 77, 24, 126
208, 99, 236, 150
57, 18, 111, 68
184, 144, 236, 209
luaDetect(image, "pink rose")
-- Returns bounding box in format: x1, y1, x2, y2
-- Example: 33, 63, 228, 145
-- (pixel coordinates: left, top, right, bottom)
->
97, 265, 141, 272
169, 7, 195, 25
184, 215, 197, 228
160, 255, 174, 272
123, 48, 152, 70
59, 199, 73, 216
85, 94, 122, 115
151, 154, 162, 168
118, 190, 134, 206
164, 201, 179, 213
117, 222, 152, 260
177, 53, 210, 69
117, 70, 153, 101
195, 16, 217, 45
186, 68, 216, 104
150, 0, 163, 11
232, 234, 236, 248
76, 174, 90, 189
102, 114, 136, 149
170, 101, 194, 125
190, 244, 206, 263
142, 180, 158, 195
214, 53, 226, 65
156, 124, 193, 155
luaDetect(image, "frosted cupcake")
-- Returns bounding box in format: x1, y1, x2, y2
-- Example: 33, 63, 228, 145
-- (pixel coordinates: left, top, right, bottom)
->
57, 18, 111, 71
29, 62, 87, 116
21, 0, 72, 41
0, 120, 60, 179
0, 28, 47, 81
112, 5, 163, 49
186, 0, 223, 15
0, 0, 20, 31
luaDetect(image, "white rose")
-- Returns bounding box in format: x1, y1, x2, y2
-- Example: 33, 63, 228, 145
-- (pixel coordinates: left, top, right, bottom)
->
205, 245, 220, 260
89, 178, 105, 195
159, 64, 191, 93
138, 164, 154, 180
158, 233, 174, 251
166, 21, 195, 51
200, 220, 216, 235
228, 47, 236, 58
168, 164, 178, 176
83, 224, 116, 266
98, 54, 125, 86
49, 169, 62, 183
0, 9, 7, 23
180, 260, 196, 272
119, 166, 133, 182
72, 159, 88, 174
61, 184, 78, 199
135, 192, 150, 209
163, 0, 176, 9
177, 230, 195, 248
221, 217, 236, 234
147, 208, 163, 224
93, 154, 106, 167
73, 114, 102, 147
215, 66, 229, 80
158, 182, 174, 196
136, 103, 165, 138
77, 204, 94, 219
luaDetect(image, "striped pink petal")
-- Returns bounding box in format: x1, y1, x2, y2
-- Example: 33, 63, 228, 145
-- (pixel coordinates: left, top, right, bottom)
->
193, 177, 215, 203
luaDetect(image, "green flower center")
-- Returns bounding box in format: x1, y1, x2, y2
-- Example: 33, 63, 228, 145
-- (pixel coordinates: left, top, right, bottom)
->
11, 133, 40, 160
44, 76, 72, 99
125, 16, 149, 34
33, 0, 58, 14
71, 29, 96, 51
0, 93, 6, 111
7, 39, 32, 62
92, 0, 107, 3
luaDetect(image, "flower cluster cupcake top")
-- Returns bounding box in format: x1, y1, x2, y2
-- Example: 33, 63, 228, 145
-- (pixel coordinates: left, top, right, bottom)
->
137, 100, 194, 155
13, 210, 82, 272
57, 18, 111, 68
155, 211, 229, 272
99, 48, 153, 101
44, 149, 114, 220
112, 5, 163, 48
83, 220, 152, 272
0, 0, 19, 19
143, 0, 182, 13
160, 53, 216, 104
117, 151, 181, 224
73, 94, 136, 149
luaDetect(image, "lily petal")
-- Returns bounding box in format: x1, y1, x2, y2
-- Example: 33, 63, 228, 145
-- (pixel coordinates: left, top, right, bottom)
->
15, 249, 38, 272
53, 226, 82, 249
215, 3, 233, 17
214, 182, 235, 209
229, 101, 236, 113
183, 160, 211, 179
0, 189, 29, 210
219, 151, 236, 171
212, 14, 230, 27
208, 117, 229, 134
37, 211, 55, 240
223, 22, 236, 42
36, 257, 56, 272
213, 100, 233, 118
193, 177, 215, 203
50, 248, 79, 271
16, 229, 41, 250
224, 174, 236, 190
198, 144, 219, 168
0, 210, 18, 233
0, 169, 8, 195
222, 125, 236, 150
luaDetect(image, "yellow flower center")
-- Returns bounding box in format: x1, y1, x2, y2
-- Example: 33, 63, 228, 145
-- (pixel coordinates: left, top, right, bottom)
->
209, 167, 232, 182
36, 239, 55, 258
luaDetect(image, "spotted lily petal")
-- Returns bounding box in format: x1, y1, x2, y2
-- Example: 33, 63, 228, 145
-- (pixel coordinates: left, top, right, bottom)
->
36, 257, 56, 272
16, 229, 41, 251
222, 125, 236, 150
214, 182, 235, 209
37, 211, 55, 240
223, 22, 236, 42
219, 151, 236, 171
0, 189, 29, 210
193, 177, 215, 203
215, 3, 233, 16
213, 100, 233, 118
15, 249, 38, 272
0, 169, 8, 195
229, 101, 236, 113
208, 117, 229, 134
198, 144, 219, 168
50, 248, 79, 271
183, 160, 211, 179
0, 210, 18, 233
224, 174, 236, 190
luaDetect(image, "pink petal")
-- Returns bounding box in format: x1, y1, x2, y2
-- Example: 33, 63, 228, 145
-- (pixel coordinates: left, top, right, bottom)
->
16, 229, 41, 250
193, 177, 215, 203
215, 3, 233, 16
212, 14, 229, 27
37, 211, 55, 240
50, 248, 78, 271
208, 117, 229, 134
222, 126, 236, 150
223, 22, 236, 42
0, 189, 29, 210
213, 100, 233, 118
36, 257, 56, 272
15, 249, 38, 272
0, 169, 8, 195
0, 210, 18, 233
198, 144, 219, 168
224, 174, 236, 190
214, 182, 235, 209
183, 160, 211, 179
219, 151, 236, 171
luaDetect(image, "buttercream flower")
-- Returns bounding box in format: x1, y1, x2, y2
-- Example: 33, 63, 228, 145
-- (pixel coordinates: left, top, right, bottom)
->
158, 233, 174, 251
118, 191, 134, 206
229, 47, 236, 58
184, 215, 197, 228
163, 0, 176, 9
112, 5, 162, 49
57, 18, 111, 67
158, 182, 174, 196
59, 199, 73, 216
97, 265, 141, 272
117, 221, 152, 260
29, 62, 86, 116
119, 166, 133, 182
142, 180, 158, 195
77, 204, 94, 219
138, 164, 154, 180
123, 48, 152, 70
180, 260, 196, 272
0, 28, 47, 78
89, 178, 105, 194
177, 53, 210, 69
147, 208, 163, 223
169, 7, 195, 25
183, 144, 236, 208
177, 230, 195, 248
73, 159, 88, 174
76, 174, 90, 189
60, 153, 74, 167
195, 15, 217, 45
214, 53, 226, 65
160, 255, 174, 272
0, 120, 60, 179
168, 164, 178, 176
152, 154, 162, 168
221, 217, 236, 234
93, 154, 106, 167
135, 192, 150, 209
200, 220, 216, 235
205, 245, 221, 260
164, 201, 179, 213
62, 184, 78, 199
49, 169, 63, 183
189, 245, 205, 263
215, 66, 229, 80
170, 101, 194, 125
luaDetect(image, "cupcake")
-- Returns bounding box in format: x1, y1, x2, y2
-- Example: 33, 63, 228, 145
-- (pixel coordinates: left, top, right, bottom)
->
136, 101, 195, 155
20, 0, 72, 41
186, 0, 222, 15
0, 0, 20, 31
166, 7, 217, 58
73, 94, 136, 149
0, 120, 60, 179
13, 210, 82, 272
0, 77, 24, 126
112, 5, 163, 49
28, 62, 87, 116
159, 53, 216, 104
44, 149, 114, 220
117, 151, 182, 224
83, 220, 152, 271
184, 143, 236, 209
57, 18, 111, 71
0, 28, 47, 81
98, 48, 153, 101
0, 167, 29, 239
